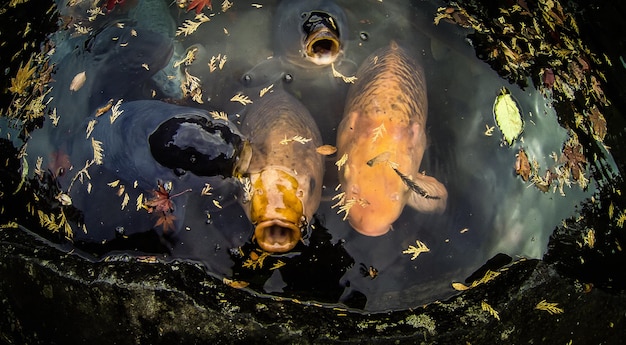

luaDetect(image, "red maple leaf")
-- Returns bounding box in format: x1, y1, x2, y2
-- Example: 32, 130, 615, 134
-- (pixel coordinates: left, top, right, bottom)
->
187, 0, 212, 14
155, 212, 177, 233
105, 0, 125, 11
144, 182, 174, 213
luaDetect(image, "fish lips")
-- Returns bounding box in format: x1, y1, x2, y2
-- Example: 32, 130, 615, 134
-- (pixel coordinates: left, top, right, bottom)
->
302, 11, 342, 66
253, 219, 301, 253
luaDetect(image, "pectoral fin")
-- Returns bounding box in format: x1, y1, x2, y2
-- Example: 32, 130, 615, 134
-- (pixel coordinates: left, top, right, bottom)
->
407, 173, 448, 214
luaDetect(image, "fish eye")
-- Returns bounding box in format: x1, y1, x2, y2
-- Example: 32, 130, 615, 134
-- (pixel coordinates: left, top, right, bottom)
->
174, 168, 187, 177
242, 74, 252, 85
283, 73, 293, 83
300, 12, 308, 19
359, 32, 369, 41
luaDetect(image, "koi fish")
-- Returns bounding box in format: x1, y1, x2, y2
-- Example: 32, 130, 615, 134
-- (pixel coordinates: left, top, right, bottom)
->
336, 42, 447, 236
274, 0, 347, 68
239, 90, 324, 252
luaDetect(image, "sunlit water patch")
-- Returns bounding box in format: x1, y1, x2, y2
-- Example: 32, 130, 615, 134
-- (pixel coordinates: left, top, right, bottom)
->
7, 0, 602, 311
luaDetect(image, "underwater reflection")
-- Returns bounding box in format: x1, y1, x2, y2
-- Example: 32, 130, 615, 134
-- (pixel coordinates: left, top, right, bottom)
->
15, 0, 596, 312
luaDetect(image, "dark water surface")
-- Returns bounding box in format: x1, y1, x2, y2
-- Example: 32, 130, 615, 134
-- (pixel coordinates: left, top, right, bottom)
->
1, 0, 617, 312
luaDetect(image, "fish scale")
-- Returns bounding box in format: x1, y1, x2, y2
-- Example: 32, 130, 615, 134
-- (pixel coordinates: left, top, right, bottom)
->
336, 42, 447, 236
346, 42, 427, 127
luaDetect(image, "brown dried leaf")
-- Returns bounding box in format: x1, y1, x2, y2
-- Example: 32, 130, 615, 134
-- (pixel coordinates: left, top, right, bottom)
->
316, 145, 337, 156
515, 148, 531, 181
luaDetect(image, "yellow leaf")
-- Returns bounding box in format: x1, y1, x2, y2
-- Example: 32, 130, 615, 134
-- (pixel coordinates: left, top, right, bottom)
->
481, 301, 500, 321
223, 278, 249, 289
493, 87, 523, 145
402, 240, 430, 260
452, 282, 470, 291
9, 56, 36, 95
535, 299, 564, 314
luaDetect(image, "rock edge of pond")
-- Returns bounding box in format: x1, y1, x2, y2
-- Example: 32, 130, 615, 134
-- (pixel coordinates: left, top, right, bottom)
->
1, 228, 623, 345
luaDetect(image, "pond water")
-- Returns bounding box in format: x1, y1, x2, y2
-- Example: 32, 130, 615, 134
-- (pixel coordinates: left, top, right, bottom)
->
4, 0, 606, 311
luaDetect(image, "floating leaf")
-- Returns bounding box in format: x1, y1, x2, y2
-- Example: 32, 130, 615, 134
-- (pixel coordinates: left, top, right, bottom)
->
402, 240, 430, 260
515, 148, 531, 181
371, 123, 387, 142
481, 301, 500, 321
223, 278, 249, 289
230, 93, 253, 105
316, 145, 337, 156
535, 300, 564, 315
493, 87, 523, 145
69, 71, 87, 91
91, 138, 104, 165
9, 56, 36, 96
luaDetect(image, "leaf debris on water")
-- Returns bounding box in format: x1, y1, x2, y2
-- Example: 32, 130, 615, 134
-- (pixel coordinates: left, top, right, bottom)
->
335, 153, 348, 170
535, 300, 564, 314
176, 13, 210, 36
121, 193, 130, 210
331, 63, 357, 84
230, 93, 253, 105
481, 301, 501, 321
201, 183, 213, 196
280, 135, 312, 145
34, 156, 43, 177
221, 0, 233, 12
493, 87, 523, 145
109, 99, 124, 124
316, 145, 337, 156
402, 240, 430, 260
242, 250, 270, 269
8, 55, 36, 96
371, 123, 386, 142
95, 99, 113, 117
209, 110, 228, 121
270, 260, 286, 270
91, 137, 104, 165
85, 119, 97, 138
182, 69, 204, 103
259, 84, 274, 97
136, 193, 144, 211
484, 124, 495, 136
582, 228, 595, 248
174, 47, 198, 68
223, 278, 249, 289
69, 71, 86, 91
49, 108, 60, 126
335, 197, 355, 221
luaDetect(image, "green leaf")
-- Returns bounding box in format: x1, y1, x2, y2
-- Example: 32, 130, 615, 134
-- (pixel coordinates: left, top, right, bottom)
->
493, 87, 523, 145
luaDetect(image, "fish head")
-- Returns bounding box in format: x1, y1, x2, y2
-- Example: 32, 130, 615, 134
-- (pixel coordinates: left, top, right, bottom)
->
149, 114, 248, 177
341, 162, 408, 236
274, 0, 347, 68
249, 167, 309, 253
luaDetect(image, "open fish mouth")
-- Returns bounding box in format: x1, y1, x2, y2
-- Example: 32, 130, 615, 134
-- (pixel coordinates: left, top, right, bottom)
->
302, 11, 342, 66
254, 219, 301, 253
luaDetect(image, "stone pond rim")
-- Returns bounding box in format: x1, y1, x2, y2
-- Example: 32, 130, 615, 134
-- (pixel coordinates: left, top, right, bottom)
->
1, 228, 625, 344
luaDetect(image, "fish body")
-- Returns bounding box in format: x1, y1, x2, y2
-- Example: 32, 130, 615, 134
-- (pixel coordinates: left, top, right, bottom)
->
336, 42, 447, 236
239, 90, 324, 252
84, 100, 248, 191
273, 0, 347, 68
